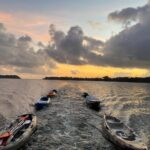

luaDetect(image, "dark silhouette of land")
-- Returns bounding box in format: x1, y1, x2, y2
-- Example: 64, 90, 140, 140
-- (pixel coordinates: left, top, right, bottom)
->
44, 76, 150, 83
1, 75, 150, 83
0, 75, 21, 79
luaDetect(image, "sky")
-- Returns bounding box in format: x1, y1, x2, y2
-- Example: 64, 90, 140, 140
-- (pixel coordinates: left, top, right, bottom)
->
0, 0, 150, 79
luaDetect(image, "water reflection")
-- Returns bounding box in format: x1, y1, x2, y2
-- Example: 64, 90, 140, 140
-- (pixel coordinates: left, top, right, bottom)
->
0, 79, 149, 148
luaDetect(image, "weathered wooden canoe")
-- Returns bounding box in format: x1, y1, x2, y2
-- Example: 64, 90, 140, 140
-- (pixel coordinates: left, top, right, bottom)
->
0, 114, 37, 150
102, 115, 147, 150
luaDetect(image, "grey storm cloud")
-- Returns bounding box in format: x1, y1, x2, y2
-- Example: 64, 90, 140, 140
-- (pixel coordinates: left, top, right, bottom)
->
0, 23, 5, 31
103, 0, 150, 68
46, 0, 150, 69
108, 7, 139, 24
108, 1, 149, 25
46, 24, 104, 65
18, 35, 32, 42
1, 0, 150, 74
0, 23, 54, 73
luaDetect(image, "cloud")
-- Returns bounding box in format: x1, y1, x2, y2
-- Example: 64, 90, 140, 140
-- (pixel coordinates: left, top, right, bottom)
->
1, 0, 150, 77
0, 23, 6, 31
0, 23, 55, 74
40, 1, 147, 70
102, 0, 150, 69
45, 10, 150, 69
108, 2, 149, 26
46, 24, 104, 65
18, 35, 32, 42
108, 7, 139, 25
88, 21, 102, 29
70, 70, 79, 75
0, 23, 105, 74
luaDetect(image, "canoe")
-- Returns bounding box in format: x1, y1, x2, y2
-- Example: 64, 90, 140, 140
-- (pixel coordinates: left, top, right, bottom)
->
47, 89, 57, 97
82, 92, 101, 109
102, 115, 147, 150
0, 114, 37, 150
35, 96, 51, 110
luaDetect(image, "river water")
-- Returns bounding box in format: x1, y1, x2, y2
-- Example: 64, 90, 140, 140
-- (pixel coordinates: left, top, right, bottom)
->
0, 79, 149, 150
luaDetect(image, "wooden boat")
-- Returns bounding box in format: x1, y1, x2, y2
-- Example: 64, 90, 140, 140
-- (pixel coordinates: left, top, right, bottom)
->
82, 92, 101, 109
47, 89, 57, 97
102, 115, 147, 150
35, 96, 51, 110
0, 114, 37, 150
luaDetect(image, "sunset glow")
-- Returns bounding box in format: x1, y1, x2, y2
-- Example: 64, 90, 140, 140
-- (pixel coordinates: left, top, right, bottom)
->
0, 0, 149, 79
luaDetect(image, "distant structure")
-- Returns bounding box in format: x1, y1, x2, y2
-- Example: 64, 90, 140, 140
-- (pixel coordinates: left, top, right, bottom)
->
0, 75, 21, 79
43, 76, 150, 83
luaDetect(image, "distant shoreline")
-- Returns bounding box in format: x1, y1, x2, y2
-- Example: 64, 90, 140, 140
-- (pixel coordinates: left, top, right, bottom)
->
1, 75, 150, 83
0, 75, 21, 79
43, 76, 150, 83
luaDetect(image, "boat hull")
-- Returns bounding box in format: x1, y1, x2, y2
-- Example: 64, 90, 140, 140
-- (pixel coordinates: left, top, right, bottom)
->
34, 97, 51, 110
0, 114, 37, 150
34, 102, 49, 110
86, 101, 100, 110
102, 115, 147, 150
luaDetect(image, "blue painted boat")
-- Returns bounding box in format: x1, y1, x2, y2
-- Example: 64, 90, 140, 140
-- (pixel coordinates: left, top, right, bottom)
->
35, 96, 51, 110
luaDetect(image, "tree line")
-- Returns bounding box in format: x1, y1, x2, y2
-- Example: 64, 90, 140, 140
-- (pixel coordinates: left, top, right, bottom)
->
0, 75, 21, 79
44, 76, 150, 83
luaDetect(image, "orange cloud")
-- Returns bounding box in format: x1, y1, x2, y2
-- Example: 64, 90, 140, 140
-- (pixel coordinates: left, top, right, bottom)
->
0, 11, 68, 43
0, 12, 51, 43
51, 64, 148, 78
0, 63, 148, 79
0, 12, 13, 22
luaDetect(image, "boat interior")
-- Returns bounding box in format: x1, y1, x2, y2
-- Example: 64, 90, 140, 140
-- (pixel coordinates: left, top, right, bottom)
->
106, 116, 136, 141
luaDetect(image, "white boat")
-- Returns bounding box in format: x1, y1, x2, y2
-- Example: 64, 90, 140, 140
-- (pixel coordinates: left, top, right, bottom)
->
102, 115, 147, 150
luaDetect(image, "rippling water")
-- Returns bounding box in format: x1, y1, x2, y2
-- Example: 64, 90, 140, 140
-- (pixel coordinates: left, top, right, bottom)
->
0, 79, 149, 149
